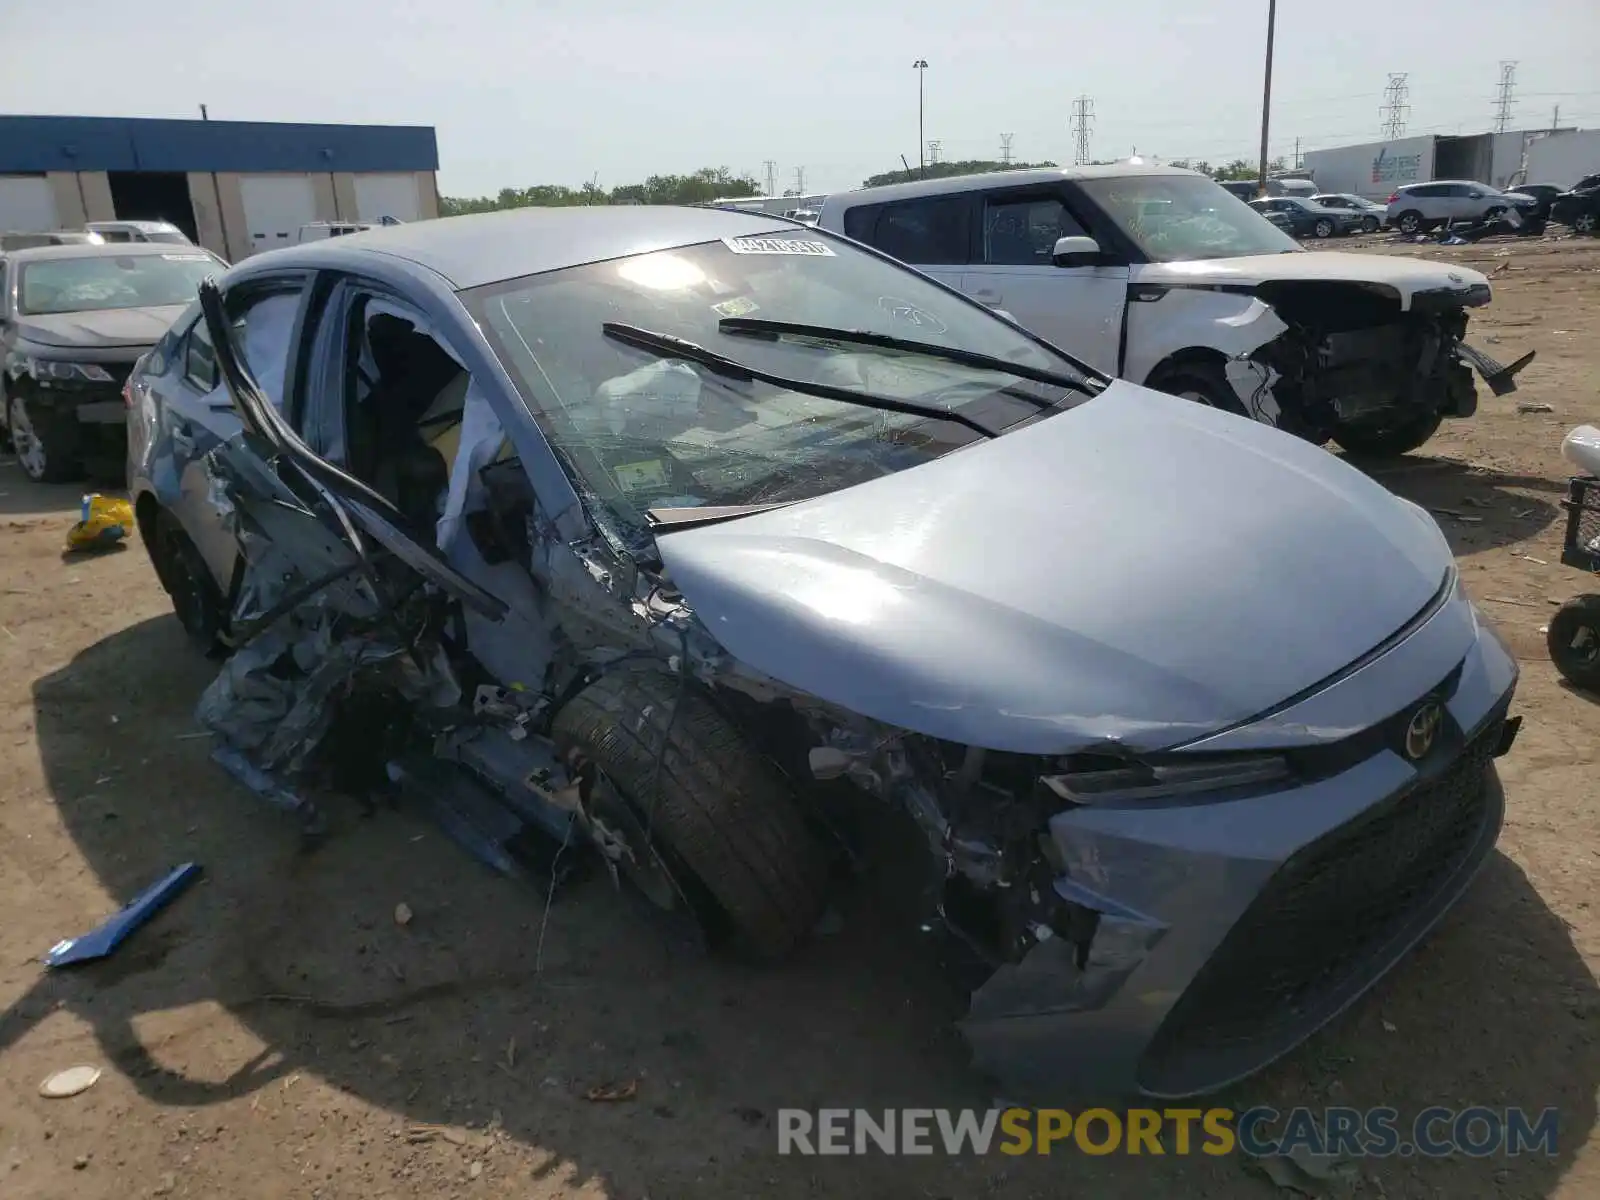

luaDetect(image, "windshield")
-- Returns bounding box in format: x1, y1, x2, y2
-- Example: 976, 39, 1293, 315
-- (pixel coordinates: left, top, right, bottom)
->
462, 230, 1087, 553
1078, 174, 1303, 261
19, 252, 222, 315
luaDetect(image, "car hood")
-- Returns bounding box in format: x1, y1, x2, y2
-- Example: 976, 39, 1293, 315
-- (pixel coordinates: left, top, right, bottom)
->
14, 304, 189, 350
656, 382, 1452, 755
1140, 253, 1490, 308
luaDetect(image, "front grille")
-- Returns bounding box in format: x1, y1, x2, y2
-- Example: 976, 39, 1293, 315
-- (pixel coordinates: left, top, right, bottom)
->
1138, 717, 1503, 1097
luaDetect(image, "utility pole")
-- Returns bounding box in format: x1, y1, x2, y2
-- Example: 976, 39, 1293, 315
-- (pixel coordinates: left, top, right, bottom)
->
1256, 0, 1277, 199
1380, 73, 1410, 139
1069, 95, 1094, 166
1294, 136, 1301, 169
999, 133, 1014, 164
1552, 104, 1561, 130
793, 166, 806, 195
913, 59, 929, 175
199, 103, 209, 121
1493, 61, 1517, 134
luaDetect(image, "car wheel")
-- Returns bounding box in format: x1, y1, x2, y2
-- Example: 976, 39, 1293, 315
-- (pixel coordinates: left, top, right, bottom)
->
1484, 206, 1507, 222
1396, 209, 1424, 234
1548, 595, 1600, 692
1313, 218, 1335, 238
1149, 362, 1250, 419
550, 669, 828, 961
153, 509, 230, 655
1332, 412, 1444, 459
1574, 211, 1598, 234
7, 391, 81, 483
1362, 216, 1380, 233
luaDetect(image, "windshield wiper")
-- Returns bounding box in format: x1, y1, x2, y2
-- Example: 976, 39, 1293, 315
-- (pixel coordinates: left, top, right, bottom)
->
717, 316, 1101, 403
601, 323, 999, 440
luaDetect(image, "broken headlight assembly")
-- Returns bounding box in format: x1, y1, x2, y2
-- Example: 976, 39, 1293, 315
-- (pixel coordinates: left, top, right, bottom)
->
18, 357, 117, 384
1041, 753, 1292, 805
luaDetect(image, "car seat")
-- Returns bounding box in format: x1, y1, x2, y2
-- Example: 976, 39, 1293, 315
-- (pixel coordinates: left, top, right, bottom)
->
359, 314, 464, 530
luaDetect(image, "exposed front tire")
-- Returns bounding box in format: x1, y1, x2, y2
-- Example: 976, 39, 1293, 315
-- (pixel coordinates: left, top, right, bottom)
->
1547, 595, 1600, 692
152, 509, 230, 655
1396, 209, 1425, 234
1332, 412, 1444, 459
550, 669, 828, 961
8, 391, 81, 483
1147, 361, 1249, 418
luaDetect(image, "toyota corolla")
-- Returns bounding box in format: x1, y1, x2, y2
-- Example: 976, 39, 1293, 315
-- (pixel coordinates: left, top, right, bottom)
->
124, 206, 1521, 1098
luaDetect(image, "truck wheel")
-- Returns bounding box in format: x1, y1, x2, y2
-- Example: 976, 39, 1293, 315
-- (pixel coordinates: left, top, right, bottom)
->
1148, 362, 1249, 418
551, 670, 828, 961
1396, 210, 1424, 234
1332, 412, 1443, 459
8, 392, 80, 483
1547, 595, 1600, 692
153, 509, 230, 654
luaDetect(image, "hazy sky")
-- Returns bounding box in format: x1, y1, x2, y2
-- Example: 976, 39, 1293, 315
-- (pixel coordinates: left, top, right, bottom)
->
4, 0, 1597, 197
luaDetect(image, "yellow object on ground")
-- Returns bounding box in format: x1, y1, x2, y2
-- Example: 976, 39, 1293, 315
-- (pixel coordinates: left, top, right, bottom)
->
65, 494, 134, 553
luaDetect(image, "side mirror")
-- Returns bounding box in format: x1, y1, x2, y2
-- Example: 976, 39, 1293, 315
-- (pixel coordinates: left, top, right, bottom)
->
1468, 191, 1482, 199
1051, 235, 1102, 267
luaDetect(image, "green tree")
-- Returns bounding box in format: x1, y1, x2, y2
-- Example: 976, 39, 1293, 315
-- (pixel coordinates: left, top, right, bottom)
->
861, 159, 1057, 188
439, 166, 760, 216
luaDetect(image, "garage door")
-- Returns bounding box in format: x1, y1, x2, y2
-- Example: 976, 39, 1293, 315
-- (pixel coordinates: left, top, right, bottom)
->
239, 174, 319, 255
0, 175, 60, 233
353, 173, 421, 223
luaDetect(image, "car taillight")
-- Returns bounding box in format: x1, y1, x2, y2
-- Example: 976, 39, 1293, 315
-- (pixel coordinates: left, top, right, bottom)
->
1387, 192, 1400, 204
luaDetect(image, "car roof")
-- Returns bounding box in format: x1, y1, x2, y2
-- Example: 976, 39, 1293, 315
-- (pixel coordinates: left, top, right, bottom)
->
821, 164, 1205, 209
0, 241, 212, 264
86, 219, 181, 232
246, 205, 801, 289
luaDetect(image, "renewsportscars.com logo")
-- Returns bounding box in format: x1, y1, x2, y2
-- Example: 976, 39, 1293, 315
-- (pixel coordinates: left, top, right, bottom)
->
777, 1106, 1560, 1158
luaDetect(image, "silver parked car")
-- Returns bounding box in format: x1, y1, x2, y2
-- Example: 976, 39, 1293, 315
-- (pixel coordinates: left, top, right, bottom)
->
1385, 181, 1536, 234
126, 206, 1521, 1098
1310, 192, 1388, 233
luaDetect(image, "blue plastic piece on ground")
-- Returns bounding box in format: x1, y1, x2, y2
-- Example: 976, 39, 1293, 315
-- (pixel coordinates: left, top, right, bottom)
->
43, 862, 203, 968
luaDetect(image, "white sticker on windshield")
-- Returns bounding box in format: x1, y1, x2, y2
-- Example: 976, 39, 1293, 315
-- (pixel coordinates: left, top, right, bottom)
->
161, 253, 214, 262
722, 236, 835, 257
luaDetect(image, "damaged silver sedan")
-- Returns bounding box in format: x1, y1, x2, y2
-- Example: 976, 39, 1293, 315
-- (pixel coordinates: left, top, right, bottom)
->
125, 207, 1522, 1098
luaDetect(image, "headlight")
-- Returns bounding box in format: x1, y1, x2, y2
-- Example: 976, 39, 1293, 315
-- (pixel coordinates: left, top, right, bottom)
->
22, 358, 116, 383
1041, 754, 1291, 804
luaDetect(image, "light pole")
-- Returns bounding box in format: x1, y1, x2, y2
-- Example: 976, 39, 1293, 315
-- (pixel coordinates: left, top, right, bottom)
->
913, 59, 929, 176
1256, 0, 1276, 198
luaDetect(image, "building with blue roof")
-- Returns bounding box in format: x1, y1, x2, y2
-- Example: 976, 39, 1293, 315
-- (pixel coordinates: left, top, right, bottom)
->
0, 114, 441, 260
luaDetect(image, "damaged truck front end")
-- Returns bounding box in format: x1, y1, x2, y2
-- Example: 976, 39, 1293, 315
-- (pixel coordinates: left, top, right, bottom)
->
1133, 263, 1533, 459
144, 215, 1519, 1104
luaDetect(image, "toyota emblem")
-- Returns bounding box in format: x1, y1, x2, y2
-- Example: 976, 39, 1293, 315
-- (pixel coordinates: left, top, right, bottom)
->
1403, 701, 1444, 761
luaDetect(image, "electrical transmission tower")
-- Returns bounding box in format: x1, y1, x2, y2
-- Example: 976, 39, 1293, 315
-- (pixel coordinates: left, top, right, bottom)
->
763, 160, 777, 196
1069, 96, 1095, 166
999, 133, 1014, 164
1380, 73, 1410, 139
926, 140, 943, 165
793, 166, 807, 194
1493, 61, 1517, 133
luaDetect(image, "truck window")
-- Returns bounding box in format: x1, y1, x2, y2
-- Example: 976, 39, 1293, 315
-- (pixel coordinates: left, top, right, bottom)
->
863, 196, 970, 266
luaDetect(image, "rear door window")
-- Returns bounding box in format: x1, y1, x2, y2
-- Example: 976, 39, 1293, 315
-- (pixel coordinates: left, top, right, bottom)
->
863, 196, 971, 265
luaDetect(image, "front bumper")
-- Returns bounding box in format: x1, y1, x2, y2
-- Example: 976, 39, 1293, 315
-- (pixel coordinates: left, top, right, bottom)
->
962, 586, 1519, 1100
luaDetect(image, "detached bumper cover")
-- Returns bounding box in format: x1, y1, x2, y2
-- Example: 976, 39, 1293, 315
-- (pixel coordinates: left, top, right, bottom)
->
962, 602, 1519, 1100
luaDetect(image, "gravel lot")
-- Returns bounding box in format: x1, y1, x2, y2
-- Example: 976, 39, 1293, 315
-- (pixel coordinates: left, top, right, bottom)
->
0, 233, 1596, 1200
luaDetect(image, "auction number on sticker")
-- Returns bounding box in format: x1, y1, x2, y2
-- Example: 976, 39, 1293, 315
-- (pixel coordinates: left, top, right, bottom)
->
723, 237, 836, 256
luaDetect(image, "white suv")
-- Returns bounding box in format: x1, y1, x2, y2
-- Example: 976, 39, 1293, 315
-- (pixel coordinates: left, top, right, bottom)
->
818, 165, 1528, 457
1385, 181, 1533, 234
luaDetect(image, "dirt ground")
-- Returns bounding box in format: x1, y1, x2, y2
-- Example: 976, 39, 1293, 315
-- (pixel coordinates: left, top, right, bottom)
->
1, 232, 1597, 1200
